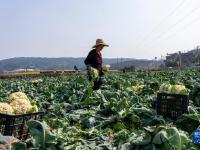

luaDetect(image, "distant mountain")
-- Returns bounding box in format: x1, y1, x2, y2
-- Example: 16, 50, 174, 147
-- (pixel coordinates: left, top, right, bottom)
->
111, 59, 160, 69
0, 57, 161, 72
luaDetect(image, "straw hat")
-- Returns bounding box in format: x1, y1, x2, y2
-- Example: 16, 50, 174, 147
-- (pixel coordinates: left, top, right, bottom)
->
92, 39, 109, 48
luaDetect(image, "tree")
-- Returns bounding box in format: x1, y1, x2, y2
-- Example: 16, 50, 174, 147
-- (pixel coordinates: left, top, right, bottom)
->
195, 54, 200, 66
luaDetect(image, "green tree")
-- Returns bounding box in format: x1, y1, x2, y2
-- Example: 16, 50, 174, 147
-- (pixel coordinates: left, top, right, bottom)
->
195, 54, 200, 66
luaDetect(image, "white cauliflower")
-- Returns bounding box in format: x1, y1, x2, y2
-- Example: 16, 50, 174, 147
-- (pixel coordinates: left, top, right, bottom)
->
89, 67, 99, 81
10, 98, 32, 114
32, 79, 43, 84
0, 92, 39, 115
102, 64, 111, 72
170, 85, 189, 95
8, 92, 33, 114
159, 83, 172, 93
126, 84, 145, 93
8, 92, 29, 101
159, 84, 189, 95
0, 103, 14, 114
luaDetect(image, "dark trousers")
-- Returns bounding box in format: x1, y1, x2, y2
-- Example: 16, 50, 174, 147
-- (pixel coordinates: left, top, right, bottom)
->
92, 78, 103, 90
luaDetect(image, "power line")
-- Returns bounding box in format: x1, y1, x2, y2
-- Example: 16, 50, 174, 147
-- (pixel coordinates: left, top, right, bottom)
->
134, 0, 187, 49
143, 14, 200, 52
137, 2, 200, 51
151, 4, 200, 41
158, 15, 200, 44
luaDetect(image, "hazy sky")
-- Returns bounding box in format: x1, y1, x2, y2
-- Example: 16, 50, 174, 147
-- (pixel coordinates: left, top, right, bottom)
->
1, 0, 200, 60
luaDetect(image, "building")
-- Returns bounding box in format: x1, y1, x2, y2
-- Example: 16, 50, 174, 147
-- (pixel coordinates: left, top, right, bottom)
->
165, 47, 200, 67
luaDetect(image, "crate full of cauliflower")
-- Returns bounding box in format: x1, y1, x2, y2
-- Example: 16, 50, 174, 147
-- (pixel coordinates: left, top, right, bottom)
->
0, 92, 44, 140
157, 83, 189, 119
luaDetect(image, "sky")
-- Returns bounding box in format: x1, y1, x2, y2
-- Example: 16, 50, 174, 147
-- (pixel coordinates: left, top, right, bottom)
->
0, 0, 200, 60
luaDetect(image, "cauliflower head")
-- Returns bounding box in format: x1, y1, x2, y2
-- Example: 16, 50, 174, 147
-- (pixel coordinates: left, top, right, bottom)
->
159, 84, 189, 95
0, 103, 14, 114
102, 65, 111, 73
1, 92, 39, 114
32, 79, 43, 84
170, 85, 189, 95
8, 92, 29, 101
89, 67, 99, 81
10, 98, 32, 114
126, 84, 145, 93
159, 83, 172, 93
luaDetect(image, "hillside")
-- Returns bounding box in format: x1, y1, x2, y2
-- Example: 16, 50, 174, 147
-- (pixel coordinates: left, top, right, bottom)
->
0, 57, 160, 72
110, 59, 161, 69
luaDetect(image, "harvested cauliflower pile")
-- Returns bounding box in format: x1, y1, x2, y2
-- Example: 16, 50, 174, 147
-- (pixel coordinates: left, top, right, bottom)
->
0, 103, 14, 114
159, 83, 189, 95
9, 92, 33, 114
8, 92, 29, 101
0, 92, 38, 114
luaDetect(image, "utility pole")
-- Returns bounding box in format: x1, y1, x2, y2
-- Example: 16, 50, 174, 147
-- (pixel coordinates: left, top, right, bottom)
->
178, 51, 182, 68
117, 57, 118, 69
155, 57, 157, 68
161, 55, 166, 68
121, 57, 123, 69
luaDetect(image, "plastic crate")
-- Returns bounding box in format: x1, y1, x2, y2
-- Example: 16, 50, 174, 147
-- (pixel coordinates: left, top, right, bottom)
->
157, 93, 189, 119
0, 111, 44, 140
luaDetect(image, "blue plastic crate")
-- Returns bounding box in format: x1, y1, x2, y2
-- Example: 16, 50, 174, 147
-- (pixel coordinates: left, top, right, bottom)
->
193, 130, 200, 144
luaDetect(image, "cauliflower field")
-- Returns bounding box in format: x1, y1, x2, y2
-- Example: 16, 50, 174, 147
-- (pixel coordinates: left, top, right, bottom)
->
0, 69, 199, 149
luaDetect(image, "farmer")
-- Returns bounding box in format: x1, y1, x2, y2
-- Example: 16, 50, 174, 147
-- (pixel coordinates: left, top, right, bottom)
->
84, 38, 109, 90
